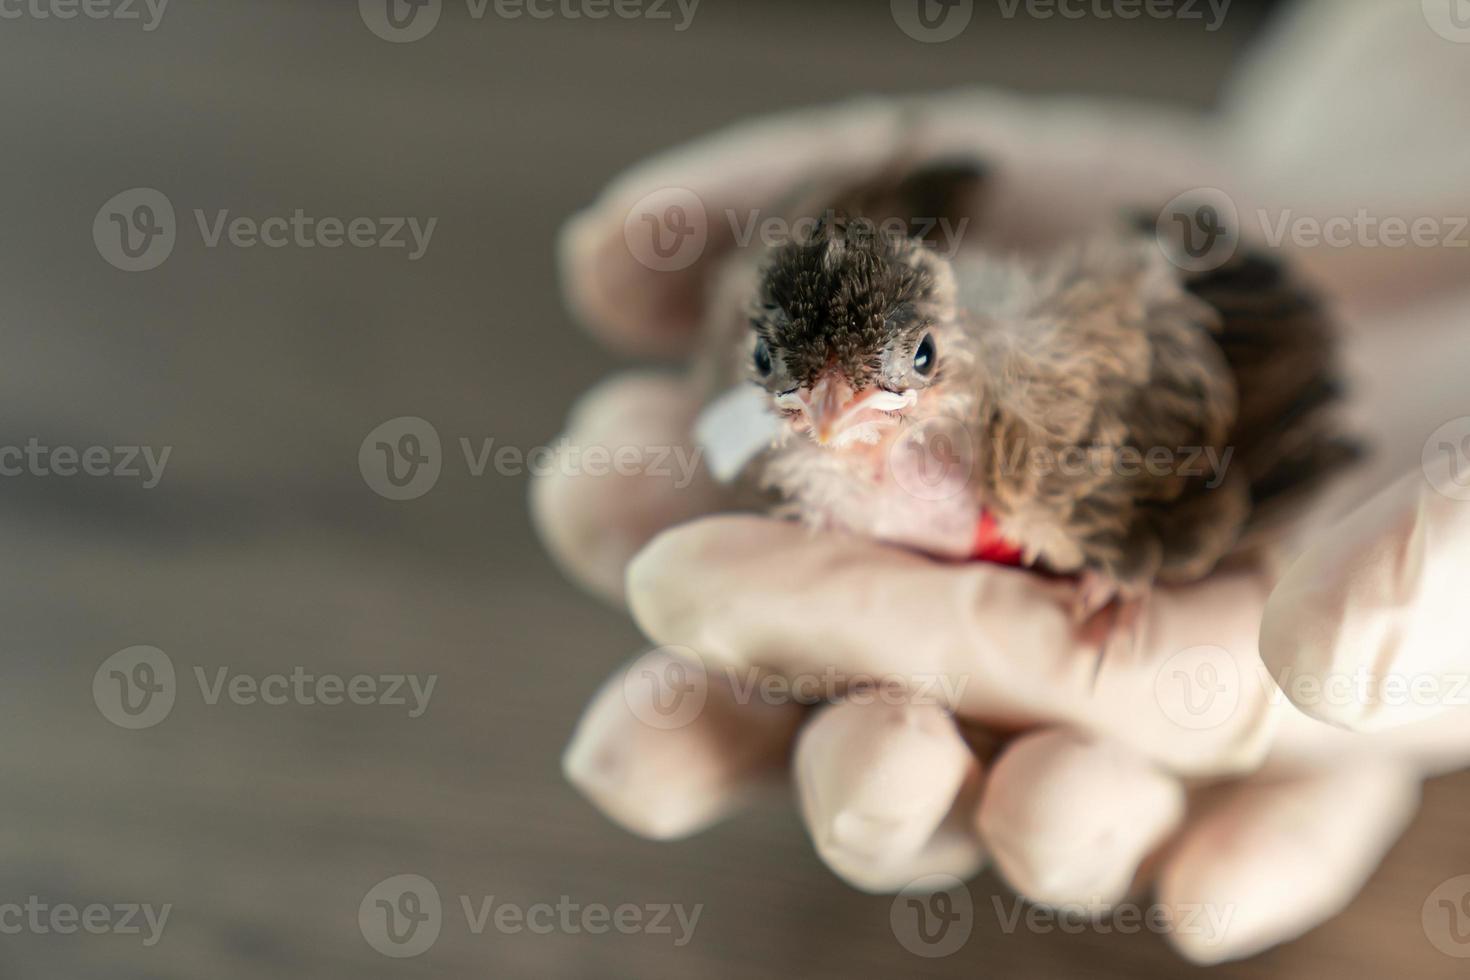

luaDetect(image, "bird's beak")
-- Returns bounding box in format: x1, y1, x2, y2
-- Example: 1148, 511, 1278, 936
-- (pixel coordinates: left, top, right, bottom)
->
780, 371, 912, 447
808, 373, 857, 445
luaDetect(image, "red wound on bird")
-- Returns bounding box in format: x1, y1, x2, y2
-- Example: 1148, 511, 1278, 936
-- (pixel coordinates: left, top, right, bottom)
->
972, 510, 1025, 566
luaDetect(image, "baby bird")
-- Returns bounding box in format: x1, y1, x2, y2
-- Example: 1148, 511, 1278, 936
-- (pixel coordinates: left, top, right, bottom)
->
708, 176, 1359, 610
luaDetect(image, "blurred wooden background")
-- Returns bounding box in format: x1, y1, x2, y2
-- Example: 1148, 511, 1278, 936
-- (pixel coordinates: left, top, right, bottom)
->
0, 0, 1467, 976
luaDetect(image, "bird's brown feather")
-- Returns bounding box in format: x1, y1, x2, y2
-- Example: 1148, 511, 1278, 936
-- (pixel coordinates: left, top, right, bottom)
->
968, 236, 1356, 589
702, 155, 1360, 591
1183, 250, 1362, 538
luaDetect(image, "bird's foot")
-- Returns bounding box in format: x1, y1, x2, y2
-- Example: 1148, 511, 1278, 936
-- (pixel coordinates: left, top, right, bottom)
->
1073, 570, 1119, 624
1074, 575, 1150, 688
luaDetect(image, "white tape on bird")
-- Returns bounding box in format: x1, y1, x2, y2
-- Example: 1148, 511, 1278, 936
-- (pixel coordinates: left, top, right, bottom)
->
694, 384, 782, 482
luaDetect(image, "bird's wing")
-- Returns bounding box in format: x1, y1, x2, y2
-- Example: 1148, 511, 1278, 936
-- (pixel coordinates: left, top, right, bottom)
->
1179, 249, 1362, 542
961, 237, 1250, 588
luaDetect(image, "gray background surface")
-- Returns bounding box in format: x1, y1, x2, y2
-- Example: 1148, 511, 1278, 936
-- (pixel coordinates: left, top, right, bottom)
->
1, 1, 1466, 976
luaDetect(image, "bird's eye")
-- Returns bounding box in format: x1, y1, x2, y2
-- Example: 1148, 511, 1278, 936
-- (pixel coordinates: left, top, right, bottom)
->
753, 339, 773, 377
913, 333, 937, 377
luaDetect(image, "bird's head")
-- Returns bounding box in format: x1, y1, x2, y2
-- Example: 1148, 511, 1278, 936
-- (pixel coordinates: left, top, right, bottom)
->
747, 217, 961, 449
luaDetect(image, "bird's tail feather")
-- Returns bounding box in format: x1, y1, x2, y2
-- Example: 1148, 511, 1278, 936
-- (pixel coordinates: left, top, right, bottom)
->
1182, 249, 1365, 539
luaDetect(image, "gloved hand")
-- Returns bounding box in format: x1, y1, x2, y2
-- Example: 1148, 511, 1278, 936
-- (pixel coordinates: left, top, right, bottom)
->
535, 4, 1470, 963
1261, 460, 1470, 734
542, 368, 1470, 964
